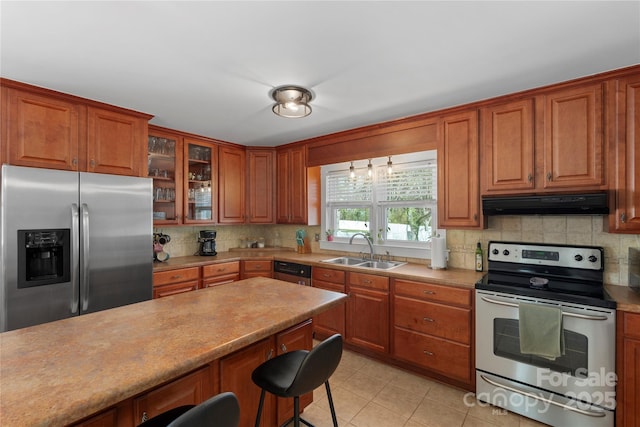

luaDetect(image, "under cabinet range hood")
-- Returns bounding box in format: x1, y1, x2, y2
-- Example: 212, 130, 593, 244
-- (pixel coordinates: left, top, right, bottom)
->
482, 193, 609, 216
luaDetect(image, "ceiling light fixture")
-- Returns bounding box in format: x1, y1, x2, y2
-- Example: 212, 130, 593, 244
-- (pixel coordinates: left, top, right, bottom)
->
270, 85, 313, 118
387, 156, 393, 174
349, 162, 355, 178
367, 159, 373, 177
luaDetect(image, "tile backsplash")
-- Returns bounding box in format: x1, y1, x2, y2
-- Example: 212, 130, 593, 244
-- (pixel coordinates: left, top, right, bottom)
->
156, 215, 639, 286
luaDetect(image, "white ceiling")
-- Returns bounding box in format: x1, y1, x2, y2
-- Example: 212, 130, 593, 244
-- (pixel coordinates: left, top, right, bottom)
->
1, 1, 639, 147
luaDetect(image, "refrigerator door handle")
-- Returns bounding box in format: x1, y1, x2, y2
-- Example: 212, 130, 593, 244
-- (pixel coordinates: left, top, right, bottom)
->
71, 204, 80, 314
80, 203, 90, 311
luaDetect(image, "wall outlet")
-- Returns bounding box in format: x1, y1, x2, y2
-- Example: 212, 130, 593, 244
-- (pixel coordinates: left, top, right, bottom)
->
314, 233, 320, 242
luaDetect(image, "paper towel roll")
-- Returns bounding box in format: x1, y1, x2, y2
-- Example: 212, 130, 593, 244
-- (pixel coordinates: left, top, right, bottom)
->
431, 236, 447, 270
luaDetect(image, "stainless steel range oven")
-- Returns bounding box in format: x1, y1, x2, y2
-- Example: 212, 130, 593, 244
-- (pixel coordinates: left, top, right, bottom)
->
475, 242, 616, 427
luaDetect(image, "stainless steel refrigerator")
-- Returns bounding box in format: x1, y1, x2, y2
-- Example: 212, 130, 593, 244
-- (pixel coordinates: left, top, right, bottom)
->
1, 165, 153, 332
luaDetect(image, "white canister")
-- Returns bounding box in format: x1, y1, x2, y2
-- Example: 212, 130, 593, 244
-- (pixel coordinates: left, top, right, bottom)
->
430, 236, 447, 269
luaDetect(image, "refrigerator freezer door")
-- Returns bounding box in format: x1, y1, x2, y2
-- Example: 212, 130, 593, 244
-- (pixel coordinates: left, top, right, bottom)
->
1, 165, 79, 332
79, 173, 152, 313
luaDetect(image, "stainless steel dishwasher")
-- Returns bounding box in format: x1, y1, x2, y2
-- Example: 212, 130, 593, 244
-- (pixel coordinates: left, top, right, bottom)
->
273, 261, 312, 286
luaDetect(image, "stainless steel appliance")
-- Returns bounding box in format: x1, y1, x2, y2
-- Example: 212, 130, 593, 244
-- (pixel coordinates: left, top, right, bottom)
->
475, 241, 616, 427
1, 165, 153, 332
197, 230, 217, 256
273, 261, 311, 286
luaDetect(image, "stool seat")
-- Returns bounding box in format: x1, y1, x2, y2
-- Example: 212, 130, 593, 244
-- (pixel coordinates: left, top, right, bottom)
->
251, 334, 342, 427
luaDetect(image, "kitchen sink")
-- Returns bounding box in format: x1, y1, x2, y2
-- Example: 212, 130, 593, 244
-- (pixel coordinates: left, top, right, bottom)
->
322, 257, 367, 266
321, 257, 405, 270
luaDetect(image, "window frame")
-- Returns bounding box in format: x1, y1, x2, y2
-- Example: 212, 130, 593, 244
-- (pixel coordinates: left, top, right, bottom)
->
320, 151, 443, 260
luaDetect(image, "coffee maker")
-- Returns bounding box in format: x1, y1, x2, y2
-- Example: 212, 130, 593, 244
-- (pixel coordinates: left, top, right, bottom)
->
198, 230, 217, 256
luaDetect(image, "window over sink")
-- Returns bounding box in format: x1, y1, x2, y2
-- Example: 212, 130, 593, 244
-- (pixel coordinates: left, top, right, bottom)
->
321, 151, 441, 259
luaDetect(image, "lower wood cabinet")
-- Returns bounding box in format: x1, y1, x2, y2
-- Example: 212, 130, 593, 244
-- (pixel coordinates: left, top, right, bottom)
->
201, 261, 240, 288
617, 311, 640, 427
241, 260, 273, 279
152, 267, 200, 299
346, 272, 389, 354
133, 366, 214, 425
392, 279, 473, 388
312, 267, 346, 339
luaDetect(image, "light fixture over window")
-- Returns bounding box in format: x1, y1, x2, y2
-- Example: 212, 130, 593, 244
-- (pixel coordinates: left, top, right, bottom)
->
349, 161, 355, 178
270, 85, 313, 118
367, 159, 373, 177
387, 156, 393, 174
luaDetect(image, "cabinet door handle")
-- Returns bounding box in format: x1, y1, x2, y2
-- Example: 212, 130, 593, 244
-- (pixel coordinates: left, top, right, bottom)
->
473, 213, 478, 221
218, 267, 226, 272
423, 290, 435, 295
423, 317, 434, 322
90, 159, 96, 168
423, 350, 434, 356
281, 343, 287, 352
72, 158, 78, 166
323, 273, 331, 278
546, 172, 552, 181
171, 275, 182, 280
527, 173, 533, 183
141, 412, 148, 423
266, 349, 274, 360
363, 279, 372, 284
621, 213, 627, 223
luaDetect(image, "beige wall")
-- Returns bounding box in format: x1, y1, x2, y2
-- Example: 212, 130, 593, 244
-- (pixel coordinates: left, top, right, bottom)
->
157, 215, 639, 287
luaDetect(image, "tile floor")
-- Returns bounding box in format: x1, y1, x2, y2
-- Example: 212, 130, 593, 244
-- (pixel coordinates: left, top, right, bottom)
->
291, 346, 549, 427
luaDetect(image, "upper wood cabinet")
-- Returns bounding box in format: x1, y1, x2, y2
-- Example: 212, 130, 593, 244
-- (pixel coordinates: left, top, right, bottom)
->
2, 81, 151, 176
246, 148, 275, 224
481, 99, 535, 194
607, 75, 640, 233
438, 110, 482, 229
276, 146, 320, 225
218, 145, 246, 224
148, 127, 183, 225
541, 83, 605, 190
184, 138, 217, 224
481, 84, 606, 196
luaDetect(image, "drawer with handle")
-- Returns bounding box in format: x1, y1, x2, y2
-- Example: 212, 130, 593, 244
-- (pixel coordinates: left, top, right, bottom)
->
394, 279, 471, 307
348, 271, 389, 292
153, 267, 200, 286
312, 267, 345, 284
394, 295, 470, 344
202, 261, 240, 278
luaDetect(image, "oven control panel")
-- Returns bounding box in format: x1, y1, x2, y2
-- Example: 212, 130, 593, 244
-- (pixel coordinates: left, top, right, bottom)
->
488, 241, 603, 270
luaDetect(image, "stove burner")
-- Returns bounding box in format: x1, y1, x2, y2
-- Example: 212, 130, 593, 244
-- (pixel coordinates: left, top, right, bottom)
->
529, 277, 549, 288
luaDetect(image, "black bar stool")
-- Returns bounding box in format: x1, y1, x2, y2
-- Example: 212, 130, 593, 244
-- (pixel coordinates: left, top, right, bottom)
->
138, 391, 240, 427
251, 334, 343, 427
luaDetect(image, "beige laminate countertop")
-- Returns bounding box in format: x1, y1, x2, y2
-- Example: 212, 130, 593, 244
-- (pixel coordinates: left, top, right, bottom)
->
153, 250, 484, 289
154, 250, 640, 312
0, 278, 347, 427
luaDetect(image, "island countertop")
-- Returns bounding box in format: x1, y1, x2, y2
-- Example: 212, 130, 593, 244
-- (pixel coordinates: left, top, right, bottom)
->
0, 278, 347, 427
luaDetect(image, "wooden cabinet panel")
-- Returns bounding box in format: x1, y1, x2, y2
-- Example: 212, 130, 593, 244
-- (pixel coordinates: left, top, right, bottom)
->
608, 75, 640, 233
541, 83, 605, 190
87, 106, 146, 176
438, 110, 481, 228
241, 260, 273, 279
6, 88, 83, 170
393, 327, 471, 383
218, 145, 245, 223
202, 261, 240, 287
275, 320, 313, 426
133, 367, 211, 425
153, 267, 200, 286
313, 267, 346, 284
394, 296, 470, 344
347, 273, 389, 354
617, 312, 640, 427
220, 338, 275, 427
394, 279, 471, 307
247, 149, 275, 224
153, 267, 200, 299
183, 139, 217, 224
481, 99, 535, 194
276, 146, 320, 225
313, 279, 346, 338
348, 271, 389, 292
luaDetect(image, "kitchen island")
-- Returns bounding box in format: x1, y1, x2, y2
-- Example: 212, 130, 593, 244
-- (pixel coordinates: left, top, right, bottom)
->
0, 278, 347, 427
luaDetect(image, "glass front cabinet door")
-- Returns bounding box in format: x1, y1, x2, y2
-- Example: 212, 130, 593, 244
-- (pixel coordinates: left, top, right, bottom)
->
184, 138, 217, 223
148, 132, 181, 225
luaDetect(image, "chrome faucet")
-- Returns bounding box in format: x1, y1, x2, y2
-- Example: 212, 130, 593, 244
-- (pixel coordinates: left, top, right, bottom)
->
349, 233, 374, 260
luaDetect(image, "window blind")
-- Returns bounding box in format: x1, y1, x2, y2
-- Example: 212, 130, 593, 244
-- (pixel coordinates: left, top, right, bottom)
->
376, 161, 436, 202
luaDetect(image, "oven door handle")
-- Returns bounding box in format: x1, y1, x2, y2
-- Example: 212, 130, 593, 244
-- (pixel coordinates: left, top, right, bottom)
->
479, 296, 609, 320
480, 375, 607, 418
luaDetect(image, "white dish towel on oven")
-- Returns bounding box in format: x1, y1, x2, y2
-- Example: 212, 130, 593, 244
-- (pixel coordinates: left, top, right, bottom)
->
518, 302, 565, 360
